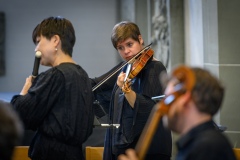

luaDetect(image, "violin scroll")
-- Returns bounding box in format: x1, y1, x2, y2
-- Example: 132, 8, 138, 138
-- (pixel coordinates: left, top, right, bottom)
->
158, 65, 196, 114
121, 80, 132, 94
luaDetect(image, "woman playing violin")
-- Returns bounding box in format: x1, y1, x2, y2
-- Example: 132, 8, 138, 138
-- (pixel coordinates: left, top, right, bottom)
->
91, 21, 172, 160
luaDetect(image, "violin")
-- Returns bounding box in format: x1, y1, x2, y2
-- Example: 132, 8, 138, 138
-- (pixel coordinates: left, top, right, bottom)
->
92, 43, 153, 92
134, 65, 196, 160
128, 48, 154, 79
122, 48, 154, 93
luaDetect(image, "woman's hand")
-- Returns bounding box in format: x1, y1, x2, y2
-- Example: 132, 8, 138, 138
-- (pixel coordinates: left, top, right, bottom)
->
117, 71, 126, 88
20, 75, 33, 95
117, 71, 136, 107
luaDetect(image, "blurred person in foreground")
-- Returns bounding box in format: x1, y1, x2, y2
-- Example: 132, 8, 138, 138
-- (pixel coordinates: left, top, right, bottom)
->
118, 65, 236, 160
0, 100, 23, 160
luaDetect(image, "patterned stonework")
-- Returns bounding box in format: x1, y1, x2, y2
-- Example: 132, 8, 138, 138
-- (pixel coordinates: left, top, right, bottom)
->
150, 0, 169, 68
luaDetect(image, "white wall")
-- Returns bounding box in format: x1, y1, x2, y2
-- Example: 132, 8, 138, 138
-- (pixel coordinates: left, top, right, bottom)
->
0, 0, 118, 92
184, 0, 204, 67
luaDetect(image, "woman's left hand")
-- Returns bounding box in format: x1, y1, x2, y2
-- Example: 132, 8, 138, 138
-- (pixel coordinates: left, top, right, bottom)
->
117, 71, 126, 88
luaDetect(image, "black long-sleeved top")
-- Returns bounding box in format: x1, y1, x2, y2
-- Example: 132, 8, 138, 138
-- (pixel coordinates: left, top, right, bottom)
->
91, 60, 172, 160
11, 63, 94, 160
176, 120, 237, 160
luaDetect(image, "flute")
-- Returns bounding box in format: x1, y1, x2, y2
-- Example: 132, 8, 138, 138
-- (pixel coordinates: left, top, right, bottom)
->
32, 51, 42, 79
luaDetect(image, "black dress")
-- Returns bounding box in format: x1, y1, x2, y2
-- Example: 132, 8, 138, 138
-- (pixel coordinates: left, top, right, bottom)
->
92, 60, 172, 160
11, 63, 94, 160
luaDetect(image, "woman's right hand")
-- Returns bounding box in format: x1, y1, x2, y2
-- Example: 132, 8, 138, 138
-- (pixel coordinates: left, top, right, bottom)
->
20, 75, 33, 95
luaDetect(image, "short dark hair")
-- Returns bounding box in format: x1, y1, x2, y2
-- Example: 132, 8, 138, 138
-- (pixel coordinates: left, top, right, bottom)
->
0, 101, 23, 160
32, 16, 76, 56
111, 21, 142, 49
191, 67, 225, 116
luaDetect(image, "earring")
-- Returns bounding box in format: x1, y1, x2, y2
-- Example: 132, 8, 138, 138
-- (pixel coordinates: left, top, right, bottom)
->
55, 48, 58, 51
